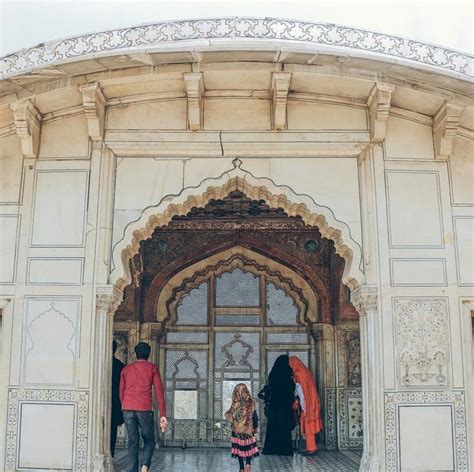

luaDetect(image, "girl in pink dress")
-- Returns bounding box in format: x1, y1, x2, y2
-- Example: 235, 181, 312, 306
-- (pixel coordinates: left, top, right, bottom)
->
225, 383, 260, 472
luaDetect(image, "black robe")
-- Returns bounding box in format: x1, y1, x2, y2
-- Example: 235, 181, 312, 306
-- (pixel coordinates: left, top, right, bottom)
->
111, 356, 125, 427
261, 354, 295, 455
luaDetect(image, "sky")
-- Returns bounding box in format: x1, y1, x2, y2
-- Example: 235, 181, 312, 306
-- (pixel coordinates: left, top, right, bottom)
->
0, 0, 472, 57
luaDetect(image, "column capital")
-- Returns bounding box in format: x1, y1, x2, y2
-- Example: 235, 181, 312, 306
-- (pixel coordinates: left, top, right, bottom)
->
184, 72, 204, 131
79, 82, 107, 141
271, 72, 291, 131
367, 82, 394, 142
95, 285, 123, 315
351, 285, 378, 315
311, 322, 334, 341
10, 98, 42, 158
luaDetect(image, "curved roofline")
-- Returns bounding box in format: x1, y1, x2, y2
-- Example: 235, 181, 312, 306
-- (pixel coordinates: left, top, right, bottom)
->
1, 17, 472, 81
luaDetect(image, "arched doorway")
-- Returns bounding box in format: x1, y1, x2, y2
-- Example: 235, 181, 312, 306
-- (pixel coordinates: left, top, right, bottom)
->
112, 189, 363, 454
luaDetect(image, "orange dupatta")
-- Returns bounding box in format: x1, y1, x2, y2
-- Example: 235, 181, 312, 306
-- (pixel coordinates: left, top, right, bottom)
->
289, 356, 323, 435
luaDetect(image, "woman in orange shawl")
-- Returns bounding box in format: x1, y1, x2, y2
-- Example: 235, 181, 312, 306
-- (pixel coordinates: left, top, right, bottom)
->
289, 356, 323, 455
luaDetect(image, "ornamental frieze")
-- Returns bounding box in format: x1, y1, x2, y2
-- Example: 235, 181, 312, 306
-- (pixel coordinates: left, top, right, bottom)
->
0, 18, 472, 78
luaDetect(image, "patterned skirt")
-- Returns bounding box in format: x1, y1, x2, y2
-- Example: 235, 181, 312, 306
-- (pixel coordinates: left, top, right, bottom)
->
231, 431, 260, 459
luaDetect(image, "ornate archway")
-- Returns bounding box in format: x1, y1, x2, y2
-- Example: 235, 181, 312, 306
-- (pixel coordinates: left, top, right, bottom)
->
110, 159, 364, 292
102, 161, 383, 469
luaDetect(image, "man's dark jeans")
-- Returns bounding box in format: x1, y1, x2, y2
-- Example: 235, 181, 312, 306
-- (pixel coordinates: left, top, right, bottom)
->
123, 410, 156, 472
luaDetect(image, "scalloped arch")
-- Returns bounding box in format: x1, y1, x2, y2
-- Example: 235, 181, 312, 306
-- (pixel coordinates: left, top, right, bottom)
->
110, 164, 365, 291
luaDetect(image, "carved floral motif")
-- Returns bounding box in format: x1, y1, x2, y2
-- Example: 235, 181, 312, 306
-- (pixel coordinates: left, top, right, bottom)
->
1, 18, 471, 78
395, 299, 449, 387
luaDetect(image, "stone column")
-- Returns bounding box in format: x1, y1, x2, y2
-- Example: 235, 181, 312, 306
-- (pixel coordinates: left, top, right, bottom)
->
92, 285, 123, 472
0, 298, 12, 464
461, 300, 474, 470
311, 323, 336, 449
351, 285, 383, 471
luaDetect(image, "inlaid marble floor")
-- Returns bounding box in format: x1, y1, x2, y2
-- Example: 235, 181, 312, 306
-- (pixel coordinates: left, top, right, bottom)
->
114, 448, 362, 471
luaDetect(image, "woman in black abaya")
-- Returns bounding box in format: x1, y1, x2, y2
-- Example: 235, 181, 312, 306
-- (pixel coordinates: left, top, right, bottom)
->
259, 354, 296, 455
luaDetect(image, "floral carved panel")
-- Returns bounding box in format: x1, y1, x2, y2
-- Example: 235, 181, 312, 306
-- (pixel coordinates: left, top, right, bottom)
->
336, 324, 361, 388
394, 299, 450, 388
337, 388, 363, 450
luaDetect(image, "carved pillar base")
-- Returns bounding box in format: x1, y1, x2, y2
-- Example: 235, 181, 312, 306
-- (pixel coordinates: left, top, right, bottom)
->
359, 453, 382, 472
92, 453, 115, 472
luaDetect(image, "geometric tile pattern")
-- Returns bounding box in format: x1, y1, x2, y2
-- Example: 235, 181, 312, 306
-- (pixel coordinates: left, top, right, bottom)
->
114, 448, 362, 471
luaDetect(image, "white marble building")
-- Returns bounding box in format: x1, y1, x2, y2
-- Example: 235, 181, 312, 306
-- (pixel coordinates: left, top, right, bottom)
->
0, 17, 472, 472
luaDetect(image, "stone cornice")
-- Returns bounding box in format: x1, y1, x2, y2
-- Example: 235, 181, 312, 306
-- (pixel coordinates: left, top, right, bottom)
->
0, 17, 472, 81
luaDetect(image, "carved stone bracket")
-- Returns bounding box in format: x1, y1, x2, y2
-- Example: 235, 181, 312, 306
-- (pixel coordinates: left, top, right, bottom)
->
184, 72, 204, 131
10, 98, 42, 158
271, 72, 291, 131
96, 285, 123, 315
367, 83, 394, 141
79, 83, 106, 141
433, 101, 463, 159
350, 285, 378, 315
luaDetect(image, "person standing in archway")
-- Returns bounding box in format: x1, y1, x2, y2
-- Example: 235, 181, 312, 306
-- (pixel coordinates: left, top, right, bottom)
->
111, 340, 125, 458
259, 354, 296, 455
120, 342, 167, 472
289, 356, 323, 455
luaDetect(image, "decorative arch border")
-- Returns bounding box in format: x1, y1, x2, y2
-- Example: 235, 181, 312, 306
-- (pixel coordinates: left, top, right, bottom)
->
110, 159, 365, 291
161, 251, 312, 325
0, 17, 472, 79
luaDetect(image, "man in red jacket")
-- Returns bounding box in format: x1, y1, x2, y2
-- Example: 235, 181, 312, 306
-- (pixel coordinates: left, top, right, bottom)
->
120, 342, 167, 472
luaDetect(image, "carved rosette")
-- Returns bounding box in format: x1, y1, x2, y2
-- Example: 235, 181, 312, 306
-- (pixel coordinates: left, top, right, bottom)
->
350, 285, 378, 315
96, 285, 123, 315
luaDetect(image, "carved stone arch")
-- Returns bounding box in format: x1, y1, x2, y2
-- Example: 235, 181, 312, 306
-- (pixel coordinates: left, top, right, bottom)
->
142, 234, 332, 323
110, 161, 364, 292
159, 250, 312, 325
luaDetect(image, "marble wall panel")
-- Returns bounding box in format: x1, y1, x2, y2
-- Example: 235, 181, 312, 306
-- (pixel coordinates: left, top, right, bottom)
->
31, 170, 88, 246
394, 298, 450, 388
390, 258, 447, 286
449, 138, 474, 205
27, 258, 83, 285
0, 215, 19, 283
385, 116, 434, 159
18, 403, 75, 469
287, 101, 368, 130
0, 134, 23, 203
399, 405, 454, 471
203, 99, 271, 130
23, 297, 81, 385
453, 217, 474, 285
5, 388, 88, 472
385, 391, 468, 471
39, 115, 90, 158
386, 171, 443, 247
107, 100, 187, 130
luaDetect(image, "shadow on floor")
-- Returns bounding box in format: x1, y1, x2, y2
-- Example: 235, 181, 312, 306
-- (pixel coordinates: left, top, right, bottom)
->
114, 448, 362, 471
